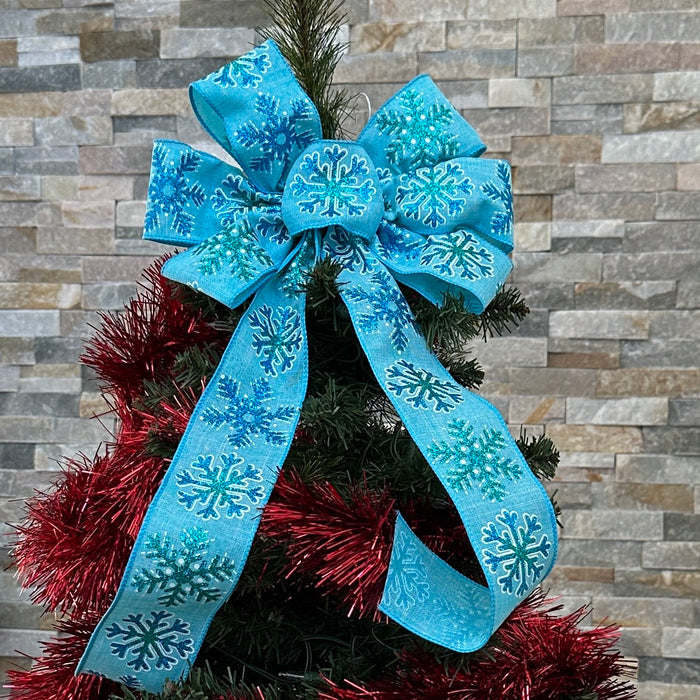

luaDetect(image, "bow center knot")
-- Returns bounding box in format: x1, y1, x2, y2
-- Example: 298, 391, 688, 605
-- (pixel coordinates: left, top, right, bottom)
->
281, 140, 384, 242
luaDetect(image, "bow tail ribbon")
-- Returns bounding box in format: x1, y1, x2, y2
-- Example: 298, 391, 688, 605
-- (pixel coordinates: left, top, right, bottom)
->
76, 276, 308, 691
328, 236, 557, 651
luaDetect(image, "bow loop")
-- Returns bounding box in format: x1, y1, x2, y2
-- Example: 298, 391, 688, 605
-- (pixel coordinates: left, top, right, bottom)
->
358, 75, 486, 175
190, 40, 322, 193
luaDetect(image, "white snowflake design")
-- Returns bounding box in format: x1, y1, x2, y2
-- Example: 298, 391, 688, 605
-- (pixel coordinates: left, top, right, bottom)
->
176, 453, 264, 520
383, 527, 430, 611
396, 162, 474, 229
344, 270, 418, 353
428, 419, 522, 501
106, 610, 194, 672
236, 93, 316, 174
191, 219, 273, 281
200, 375, 296, 448
325, 227, 377, 274
132, 527, 236, 605
385, 360, 463, 413
288, 143, 377, 219
212, 45, 271, 89
249, 304, 303, 377
212, 173, 287, 244
374, 89, 459, 169
481, 510, 552, 597
144, 144, 205, 239
481, 161, 513, 241
421, 230, 494, 280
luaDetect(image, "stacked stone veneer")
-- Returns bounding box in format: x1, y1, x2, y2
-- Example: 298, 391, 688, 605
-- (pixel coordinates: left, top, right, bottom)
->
1, 0, 699, 697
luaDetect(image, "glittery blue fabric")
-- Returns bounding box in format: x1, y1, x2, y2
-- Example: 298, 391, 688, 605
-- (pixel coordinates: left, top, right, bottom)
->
77, 40, 557, 692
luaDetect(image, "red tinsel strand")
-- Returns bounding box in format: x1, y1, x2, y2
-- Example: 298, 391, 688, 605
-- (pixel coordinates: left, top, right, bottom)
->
5, 613, 120, 700
81, 256, 224, 410
260, 470, 396, 619
319, 593, 636, 700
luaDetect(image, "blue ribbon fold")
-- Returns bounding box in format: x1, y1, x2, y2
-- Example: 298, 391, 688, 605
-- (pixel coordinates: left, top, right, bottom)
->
77, 40, 557, 692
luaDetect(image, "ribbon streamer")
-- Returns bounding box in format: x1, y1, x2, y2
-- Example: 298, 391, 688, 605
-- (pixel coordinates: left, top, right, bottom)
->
77, 40, 557, 692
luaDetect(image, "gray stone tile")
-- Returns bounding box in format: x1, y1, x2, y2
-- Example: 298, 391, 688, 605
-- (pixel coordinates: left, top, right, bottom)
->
417, 49, 515, 80
180, 0, 273, 27
637, 658, 700, 685
669, 400, 700, 427
0, 443, 34, 470
82, 59, 137, 89
15, 146, 79, 175
0, 64, 81, 93
621, 339, 700, 368
642, 427, 700, 456
664, 514, 700, 542
606, 11, 700, 43
554, 74, 653, 105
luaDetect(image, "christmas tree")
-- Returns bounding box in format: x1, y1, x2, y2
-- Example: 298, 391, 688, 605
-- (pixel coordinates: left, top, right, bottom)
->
8, 2, 635, 699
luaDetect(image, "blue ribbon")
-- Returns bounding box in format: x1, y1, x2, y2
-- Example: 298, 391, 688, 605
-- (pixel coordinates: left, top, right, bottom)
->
77, 40, 557, 692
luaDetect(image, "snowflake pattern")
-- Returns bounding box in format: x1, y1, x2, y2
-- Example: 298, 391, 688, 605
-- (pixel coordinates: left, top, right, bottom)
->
428, 419, 522, 501
325, 227, 377, 274
344, 271, 418, 353
396, 162, 473, 229
385, 360, 463, 413
192, 220, 273, 281
421, 230, 494, 280
177, 453, 264, 520
212, 45, 270, 88
482, 510, 552, 597
144, 144, 205, 238
375, 89, 459, 169
434, 591, 491, 647
289, 143, 377, 218
236, 94, 316, 174
212, 173, 288, 244
249, 304, 303, 376
119, 676, 142, 689
200, 375, 296, 448
481, 161, 513, 241
280, 235, 315, 297
375, 222, 423, 261
383, 527, 430, 610
106, 611, 193, 672
132, 527, 236, 605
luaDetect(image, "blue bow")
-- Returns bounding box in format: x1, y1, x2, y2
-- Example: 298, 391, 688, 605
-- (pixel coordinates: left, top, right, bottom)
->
77, 40, 557, 692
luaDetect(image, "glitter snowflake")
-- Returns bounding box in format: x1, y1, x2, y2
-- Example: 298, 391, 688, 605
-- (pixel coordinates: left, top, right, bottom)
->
383, 527, 430, 611
375, 222, 423, 261
177, 453, 264, 520
396, 162, 473, 229
212, 45, 270, 88
236, 94, 316, 173
132, 527, 236, 605
481, 161, 513, 241
106, 610, 193, 672
249, 304, 303, 377
482, 510, 552, 597
119, 676, 142, 689
212, 173, 288, 244
280, 235, 314, 297
144, 144, 205, 238
344, 271, 417, 353
288, 143, 377, 218
192, 220, 273, 281
385, 360, 463, 412
200, 375, 296, 448
421, 230, 494, 280
374, 89, 459, 169
428, 419, 522, 501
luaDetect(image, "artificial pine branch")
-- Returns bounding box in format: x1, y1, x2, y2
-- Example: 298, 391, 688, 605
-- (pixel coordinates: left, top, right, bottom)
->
260, 0, 352, 138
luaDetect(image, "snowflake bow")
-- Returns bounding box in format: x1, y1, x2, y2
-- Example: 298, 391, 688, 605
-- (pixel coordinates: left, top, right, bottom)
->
78, 40, 557, 691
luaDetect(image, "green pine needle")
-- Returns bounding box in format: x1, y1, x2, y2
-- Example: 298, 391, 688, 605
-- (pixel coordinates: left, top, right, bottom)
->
260, 0, 353, 138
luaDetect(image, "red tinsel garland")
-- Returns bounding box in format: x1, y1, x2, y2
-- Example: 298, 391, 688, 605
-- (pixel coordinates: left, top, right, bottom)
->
319, 593, 636, 700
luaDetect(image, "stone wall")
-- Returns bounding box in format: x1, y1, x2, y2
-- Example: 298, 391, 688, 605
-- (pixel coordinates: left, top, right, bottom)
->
1, 1, 699, 697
